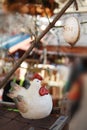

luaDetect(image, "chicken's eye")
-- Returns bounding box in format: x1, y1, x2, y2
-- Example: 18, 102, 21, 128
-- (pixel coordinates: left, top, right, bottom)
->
36, 80, 39, 82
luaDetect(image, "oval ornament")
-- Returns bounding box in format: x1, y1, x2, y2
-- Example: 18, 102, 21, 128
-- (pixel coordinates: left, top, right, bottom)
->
63, 16, 80, 46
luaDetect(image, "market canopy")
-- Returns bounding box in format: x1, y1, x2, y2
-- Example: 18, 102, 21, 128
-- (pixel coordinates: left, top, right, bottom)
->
0, 33, 30, 49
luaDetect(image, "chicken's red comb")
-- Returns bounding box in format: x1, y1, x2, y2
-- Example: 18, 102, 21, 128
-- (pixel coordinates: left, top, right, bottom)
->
33, 73, 43, 80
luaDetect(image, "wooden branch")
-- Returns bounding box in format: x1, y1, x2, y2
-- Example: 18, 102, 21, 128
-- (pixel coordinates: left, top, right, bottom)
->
74, 0, 78, 11
0, 0, 75, 89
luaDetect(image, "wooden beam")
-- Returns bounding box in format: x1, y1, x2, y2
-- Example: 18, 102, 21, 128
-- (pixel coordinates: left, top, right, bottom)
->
42, 46, 87, 56
46, 46, 87, 53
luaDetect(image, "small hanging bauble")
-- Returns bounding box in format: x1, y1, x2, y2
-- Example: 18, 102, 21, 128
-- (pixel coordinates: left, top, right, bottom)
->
63, 16, 80, 46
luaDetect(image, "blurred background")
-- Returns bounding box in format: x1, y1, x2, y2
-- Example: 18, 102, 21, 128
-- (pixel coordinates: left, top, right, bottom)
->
0, 0, 87, 130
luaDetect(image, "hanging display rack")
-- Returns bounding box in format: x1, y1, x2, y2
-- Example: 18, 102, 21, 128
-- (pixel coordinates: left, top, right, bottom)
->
0, 0, 77, 89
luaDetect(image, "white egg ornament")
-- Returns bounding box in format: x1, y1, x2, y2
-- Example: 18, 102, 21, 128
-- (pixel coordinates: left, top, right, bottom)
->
63, 16, 80, 46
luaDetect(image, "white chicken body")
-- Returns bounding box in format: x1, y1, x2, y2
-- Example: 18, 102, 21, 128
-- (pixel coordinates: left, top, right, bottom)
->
8, 77, 53, 119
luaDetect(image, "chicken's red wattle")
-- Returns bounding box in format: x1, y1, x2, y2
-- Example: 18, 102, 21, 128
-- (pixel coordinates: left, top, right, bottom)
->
39, 86, 49, 96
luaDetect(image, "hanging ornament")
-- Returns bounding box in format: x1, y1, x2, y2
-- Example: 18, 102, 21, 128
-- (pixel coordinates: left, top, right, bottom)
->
63, 16, 80, 46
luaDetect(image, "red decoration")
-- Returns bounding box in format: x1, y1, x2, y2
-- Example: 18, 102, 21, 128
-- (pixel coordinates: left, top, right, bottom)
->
39, 86, 49, 96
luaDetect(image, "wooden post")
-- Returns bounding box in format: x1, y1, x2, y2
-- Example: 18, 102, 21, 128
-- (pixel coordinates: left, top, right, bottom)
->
0, 0, 75, 89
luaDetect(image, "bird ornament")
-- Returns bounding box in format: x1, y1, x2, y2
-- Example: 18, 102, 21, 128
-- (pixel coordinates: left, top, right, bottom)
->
8, 73, 53, 119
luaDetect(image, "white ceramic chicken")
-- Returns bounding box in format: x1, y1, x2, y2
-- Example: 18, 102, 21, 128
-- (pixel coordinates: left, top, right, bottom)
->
8, 73, 53, 119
